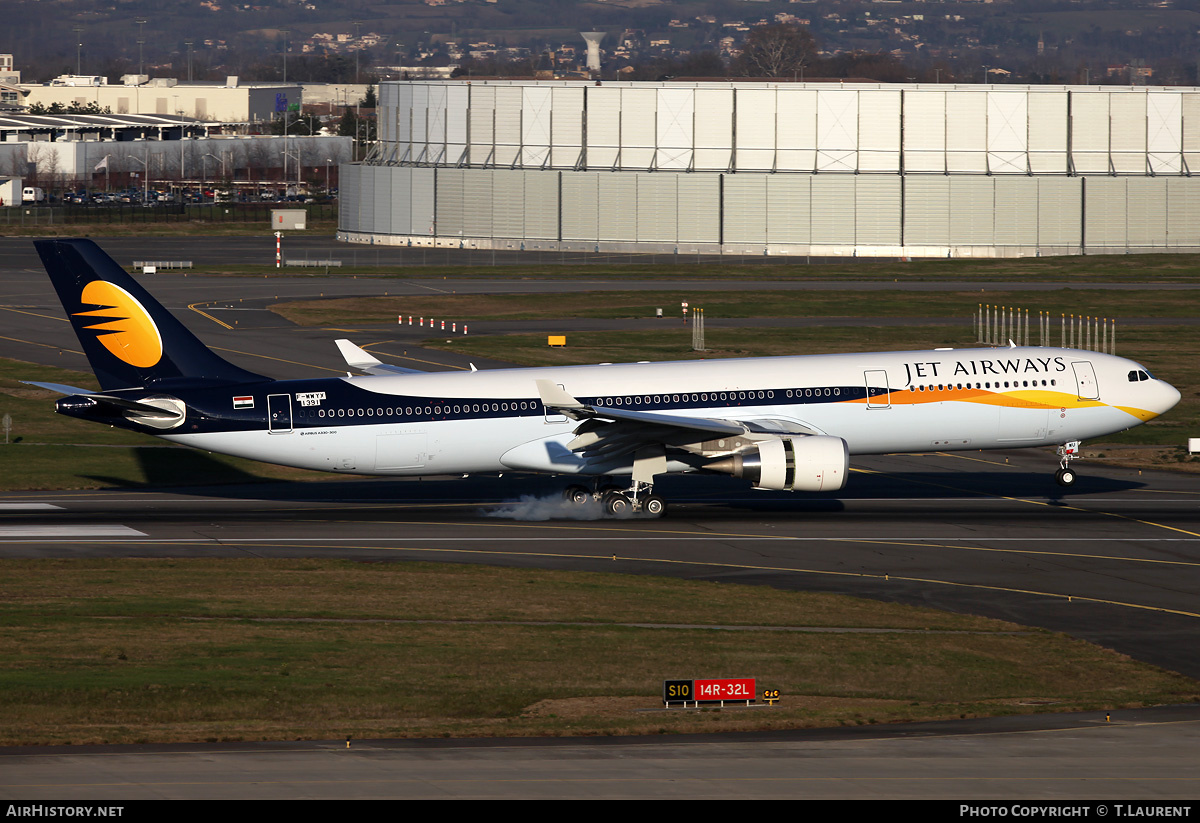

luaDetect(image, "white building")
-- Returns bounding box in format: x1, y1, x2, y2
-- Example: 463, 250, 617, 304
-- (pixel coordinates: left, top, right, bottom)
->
338, 80, 1200, 257
20, 77, 302, 124
0, 133, 351, 190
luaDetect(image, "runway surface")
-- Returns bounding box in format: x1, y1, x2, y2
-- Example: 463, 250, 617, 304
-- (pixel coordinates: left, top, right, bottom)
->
3, 451, 1198, 677
2, 236, 1198, 799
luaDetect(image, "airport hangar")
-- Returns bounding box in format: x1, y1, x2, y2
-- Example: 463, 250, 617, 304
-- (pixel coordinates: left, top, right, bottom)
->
338, 79, 1200, 259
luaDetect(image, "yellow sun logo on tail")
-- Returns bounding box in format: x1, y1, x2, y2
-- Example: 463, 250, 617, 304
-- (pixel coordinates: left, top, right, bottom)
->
72, 281, 164, 368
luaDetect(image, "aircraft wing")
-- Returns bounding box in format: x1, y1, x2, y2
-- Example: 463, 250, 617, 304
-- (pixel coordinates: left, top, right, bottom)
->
536, 379, 743, 433
335, 339, 426, 376
535, 379, 781, 461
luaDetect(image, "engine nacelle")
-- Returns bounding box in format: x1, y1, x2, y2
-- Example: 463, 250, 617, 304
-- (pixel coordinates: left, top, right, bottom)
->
706, 435, 848, 492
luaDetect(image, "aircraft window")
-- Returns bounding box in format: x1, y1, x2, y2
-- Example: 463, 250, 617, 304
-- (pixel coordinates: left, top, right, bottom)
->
366, 408, 373, 416
1128, 371, 1138, 382
833, 388, 839, 396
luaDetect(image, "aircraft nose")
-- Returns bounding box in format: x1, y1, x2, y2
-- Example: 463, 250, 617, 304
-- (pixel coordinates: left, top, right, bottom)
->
1159, 381, 1183, 415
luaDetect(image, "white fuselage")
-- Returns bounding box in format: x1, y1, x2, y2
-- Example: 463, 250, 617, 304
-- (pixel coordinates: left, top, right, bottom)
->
160, 346, 1179, 479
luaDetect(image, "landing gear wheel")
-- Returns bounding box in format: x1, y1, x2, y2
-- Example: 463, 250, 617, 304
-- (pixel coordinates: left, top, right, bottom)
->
603, 492, 631, 516
563, 485, 591, 505
1055, 467, 1077, 487
641, 494, 666, 517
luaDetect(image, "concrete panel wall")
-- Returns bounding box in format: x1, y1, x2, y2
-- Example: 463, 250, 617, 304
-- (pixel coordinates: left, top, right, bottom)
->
346, 81, 1200, 257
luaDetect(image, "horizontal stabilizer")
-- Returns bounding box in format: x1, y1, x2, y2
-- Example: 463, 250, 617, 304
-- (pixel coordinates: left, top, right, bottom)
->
21, 381, 96, 396
335, 339, 424, 375
59, 394, 183, 419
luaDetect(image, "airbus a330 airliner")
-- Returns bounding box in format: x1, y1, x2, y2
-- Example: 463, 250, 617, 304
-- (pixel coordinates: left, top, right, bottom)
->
31, 239, 1181, 516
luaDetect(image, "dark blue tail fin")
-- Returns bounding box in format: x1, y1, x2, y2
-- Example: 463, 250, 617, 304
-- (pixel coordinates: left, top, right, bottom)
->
35, 239, 266, 391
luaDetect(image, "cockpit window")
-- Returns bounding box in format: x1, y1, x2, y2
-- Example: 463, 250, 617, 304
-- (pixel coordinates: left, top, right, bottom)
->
1128, 370, 1152, 382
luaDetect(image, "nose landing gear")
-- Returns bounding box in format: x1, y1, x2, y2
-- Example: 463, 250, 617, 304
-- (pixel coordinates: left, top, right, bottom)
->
1055, 441, 1081, 486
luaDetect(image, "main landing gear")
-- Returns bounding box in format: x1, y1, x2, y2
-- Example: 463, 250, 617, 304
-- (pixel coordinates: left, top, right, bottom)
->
562, 482, 667, 517
1055, 440, 1081, 486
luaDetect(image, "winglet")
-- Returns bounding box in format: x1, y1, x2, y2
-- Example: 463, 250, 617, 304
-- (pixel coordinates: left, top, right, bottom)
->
535, 379, 586, 411
335, 339, 424, 375
335, 339, 383, 371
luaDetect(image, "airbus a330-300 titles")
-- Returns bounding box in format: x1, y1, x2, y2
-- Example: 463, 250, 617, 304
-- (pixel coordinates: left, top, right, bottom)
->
29, 239, 1181, 517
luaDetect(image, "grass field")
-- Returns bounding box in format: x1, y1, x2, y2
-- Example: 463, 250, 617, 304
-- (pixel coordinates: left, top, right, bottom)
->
2, 558, 1195, 745
271, 288, 1200, 325
195, 252, 1200, 282
3, 256, 1199, 745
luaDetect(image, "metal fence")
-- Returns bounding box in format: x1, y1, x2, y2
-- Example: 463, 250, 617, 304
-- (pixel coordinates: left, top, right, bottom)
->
0, 203, 338, 227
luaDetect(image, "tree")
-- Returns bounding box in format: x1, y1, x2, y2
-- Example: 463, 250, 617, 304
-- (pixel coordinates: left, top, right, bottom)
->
735, 24, 817, 78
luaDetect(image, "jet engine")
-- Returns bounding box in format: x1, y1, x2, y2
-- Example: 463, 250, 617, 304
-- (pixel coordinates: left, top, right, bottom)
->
705, 435, 848, 492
